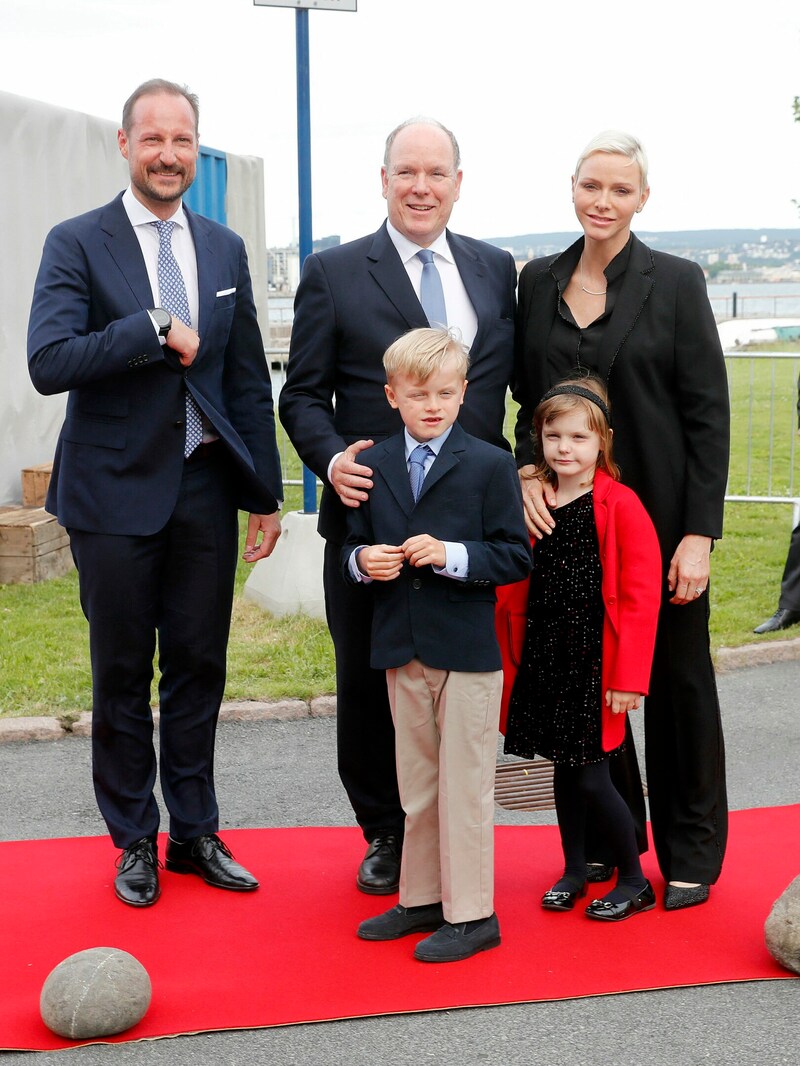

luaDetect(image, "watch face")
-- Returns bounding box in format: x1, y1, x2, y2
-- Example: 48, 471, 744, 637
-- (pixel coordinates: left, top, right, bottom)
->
153, 308, 171, 334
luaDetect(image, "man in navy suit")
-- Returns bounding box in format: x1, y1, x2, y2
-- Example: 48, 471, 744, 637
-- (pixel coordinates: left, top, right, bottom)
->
279, 118, 517, 893
27, 79, 282, 907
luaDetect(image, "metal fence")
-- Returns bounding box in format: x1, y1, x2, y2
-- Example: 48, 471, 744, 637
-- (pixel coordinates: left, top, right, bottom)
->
724, 350, 800, 526
268, 346, 800, 525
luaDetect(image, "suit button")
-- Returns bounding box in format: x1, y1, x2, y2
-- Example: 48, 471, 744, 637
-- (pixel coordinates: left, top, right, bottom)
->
174, 420, 184, 428
412, 578, 422, 590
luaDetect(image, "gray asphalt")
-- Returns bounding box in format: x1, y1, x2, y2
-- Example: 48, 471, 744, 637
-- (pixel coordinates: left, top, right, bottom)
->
1, 659, 798, 1065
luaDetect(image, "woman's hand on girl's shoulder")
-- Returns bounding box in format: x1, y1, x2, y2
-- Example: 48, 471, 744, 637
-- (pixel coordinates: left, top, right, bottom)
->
518, 466, 556, 538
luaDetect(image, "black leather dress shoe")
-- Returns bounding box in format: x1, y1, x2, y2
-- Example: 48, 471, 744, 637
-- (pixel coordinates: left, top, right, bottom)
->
585, 881, 656, 922
166, 834, 258, 890
358, 902, 444, 940
753, 608, 800, 634
115, 837, 160, 907
357, 835, 401, 895
664, 883, 710, 910
541, 879, 587, 911
413, 913, 501, 963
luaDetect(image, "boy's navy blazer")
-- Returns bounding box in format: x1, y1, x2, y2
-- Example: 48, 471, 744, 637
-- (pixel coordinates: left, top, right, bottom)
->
342, 422, 532, 673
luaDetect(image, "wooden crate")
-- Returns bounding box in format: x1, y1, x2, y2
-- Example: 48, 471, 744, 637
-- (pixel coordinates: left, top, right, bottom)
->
21, 462, 53, 508
0, 506, 74, 584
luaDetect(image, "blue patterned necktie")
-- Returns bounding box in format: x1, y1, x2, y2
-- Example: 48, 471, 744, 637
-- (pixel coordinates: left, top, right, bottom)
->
151, 219, 203, 458
416, 249, 447, 328
408, 443, 433, 502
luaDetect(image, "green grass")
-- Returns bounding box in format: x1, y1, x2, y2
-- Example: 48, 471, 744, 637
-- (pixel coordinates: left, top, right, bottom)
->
1, 354, 799, 719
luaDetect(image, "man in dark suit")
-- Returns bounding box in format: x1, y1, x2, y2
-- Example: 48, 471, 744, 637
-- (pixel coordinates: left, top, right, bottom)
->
279, 117, 517, 893
27, 79, 282, 907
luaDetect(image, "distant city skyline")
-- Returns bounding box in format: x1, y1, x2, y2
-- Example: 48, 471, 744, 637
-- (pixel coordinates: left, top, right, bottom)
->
2, 0, 800, 245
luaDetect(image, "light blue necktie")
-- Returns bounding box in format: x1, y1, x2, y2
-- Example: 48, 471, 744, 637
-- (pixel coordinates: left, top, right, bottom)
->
408, 443, 433, 502
151, 219, 203, 458
416, 249, 447, 328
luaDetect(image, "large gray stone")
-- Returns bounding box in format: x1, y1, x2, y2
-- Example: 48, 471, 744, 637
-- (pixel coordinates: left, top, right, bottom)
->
40, 947, 151, 1039
764, 874, 800, 974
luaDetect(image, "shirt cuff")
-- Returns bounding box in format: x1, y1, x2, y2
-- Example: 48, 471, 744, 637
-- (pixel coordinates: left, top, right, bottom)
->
348, 546, 372, 583
434, 542, 469, 581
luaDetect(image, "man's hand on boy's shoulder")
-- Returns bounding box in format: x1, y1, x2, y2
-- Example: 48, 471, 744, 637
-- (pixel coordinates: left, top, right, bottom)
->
357, 544, 405, 581
331, 440, 374, 507
402, 535, 447, 570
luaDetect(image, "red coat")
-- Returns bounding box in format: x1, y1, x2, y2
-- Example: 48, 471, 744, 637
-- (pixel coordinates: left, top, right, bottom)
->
495, 469, 662, 751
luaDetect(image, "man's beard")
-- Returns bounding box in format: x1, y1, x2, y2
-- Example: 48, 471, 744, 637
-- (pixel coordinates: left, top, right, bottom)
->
135, 167, 193, 203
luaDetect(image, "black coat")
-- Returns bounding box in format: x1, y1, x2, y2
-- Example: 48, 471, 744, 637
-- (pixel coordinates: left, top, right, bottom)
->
512, 234, 730, 566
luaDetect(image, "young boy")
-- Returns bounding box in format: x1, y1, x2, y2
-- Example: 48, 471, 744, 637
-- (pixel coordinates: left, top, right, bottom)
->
343, 327, 532, 962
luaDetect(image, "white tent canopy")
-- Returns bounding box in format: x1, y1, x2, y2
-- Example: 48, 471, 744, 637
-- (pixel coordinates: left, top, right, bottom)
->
0, 89, 270, 507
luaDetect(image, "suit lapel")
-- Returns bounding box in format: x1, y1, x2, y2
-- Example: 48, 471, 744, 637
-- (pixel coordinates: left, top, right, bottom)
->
185, 207, 216, 357
448, 231, 492, 343
416, 423, 466, 502
367, 224, 428, 329
376, 436, 415, 516
99, 195, 154, 309
595, 234, 655, 380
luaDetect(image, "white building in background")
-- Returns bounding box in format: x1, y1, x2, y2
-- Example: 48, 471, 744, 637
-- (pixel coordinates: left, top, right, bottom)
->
268, 246, 300, 292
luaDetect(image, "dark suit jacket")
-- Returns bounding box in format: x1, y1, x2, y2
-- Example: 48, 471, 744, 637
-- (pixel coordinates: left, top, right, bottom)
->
279, 222, 517, 543
341, 423, 532, 673
512, 234, 730, 564
27, 192, 281, 535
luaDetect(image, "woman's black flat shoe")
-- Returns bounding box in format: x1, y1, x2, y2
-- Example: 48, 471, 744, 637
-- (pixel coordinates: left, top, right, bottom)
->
585, 881, 656, 922
541, 880, 587, 911
663, 883, 709, 910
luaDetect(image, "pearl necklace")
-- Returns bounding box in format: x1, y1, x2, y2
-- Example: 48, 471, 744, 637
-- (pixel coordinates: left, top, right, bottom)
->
579, 256, 607, 296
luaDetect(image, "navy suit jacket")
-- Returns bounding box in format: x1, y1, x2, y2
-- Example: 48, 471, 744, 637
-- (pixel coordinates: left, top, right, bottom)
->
279, 222, 517, 543
341, 423, 532, 672
27, 192, 281, 535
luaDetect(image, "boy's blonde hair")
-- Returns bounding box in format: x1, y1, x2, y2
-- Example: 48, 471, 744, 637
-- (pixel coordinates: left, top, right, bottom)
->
383, 327, 470, 383
532, 376, 620, 483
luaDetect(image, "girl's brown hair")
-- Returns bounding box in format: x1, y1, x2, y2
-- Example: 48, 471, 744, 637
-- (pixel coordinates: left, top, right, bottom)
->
531, 376, 620, 485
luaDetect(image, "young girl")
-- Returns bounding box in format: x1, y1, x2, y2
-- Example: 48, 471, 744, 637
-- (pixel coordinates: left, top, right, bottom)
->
499, 378, 662, 921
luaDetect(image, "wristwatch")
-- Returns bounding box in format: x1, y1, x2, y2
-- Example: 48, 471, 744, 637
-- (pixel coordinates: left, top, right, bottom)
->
151, 308, 172, 338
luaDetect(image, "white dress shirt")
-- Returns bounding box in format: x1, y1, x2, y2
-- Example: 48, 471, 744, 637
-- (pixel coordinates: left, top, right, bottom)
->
123, 186, 199, 329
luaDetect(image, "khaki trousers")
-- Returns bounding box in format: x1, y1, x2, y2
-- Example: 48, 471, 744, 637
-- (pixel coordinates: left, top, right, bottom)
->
386, 659, 502, 924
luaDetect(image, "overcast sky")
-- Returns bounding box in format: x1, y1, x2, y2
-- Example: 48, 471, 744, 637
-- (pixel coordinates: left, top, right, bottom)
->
3, 0, 799, 246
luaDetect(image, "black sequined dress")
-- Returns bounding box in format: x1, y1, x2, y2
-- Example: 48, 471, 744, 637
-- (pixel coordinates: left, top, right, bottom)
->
505, 490, 618, 766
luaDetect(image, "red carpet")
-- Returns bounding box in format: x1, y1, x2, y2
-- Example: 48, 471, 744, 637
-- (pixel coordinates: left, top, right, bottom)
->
2, 806, 798, 1050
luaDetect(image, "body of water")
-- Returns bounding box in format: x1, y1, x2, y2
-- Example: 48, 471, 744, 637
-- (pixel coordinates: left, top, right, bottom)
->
266, 284, 800, 330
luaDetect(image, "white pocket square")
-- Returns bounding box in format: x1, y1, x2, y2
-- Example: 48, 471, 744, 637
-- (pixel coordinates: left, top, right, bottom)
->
216, 287, 236, 297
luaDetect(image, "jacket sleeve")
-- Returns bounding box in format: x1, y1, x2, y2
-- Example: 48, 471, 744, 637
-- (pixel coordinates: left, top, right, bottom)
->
27, 222, 166, 395
604, 489, 662, 695
279, 253, 347, 482
673, 261, 730, 539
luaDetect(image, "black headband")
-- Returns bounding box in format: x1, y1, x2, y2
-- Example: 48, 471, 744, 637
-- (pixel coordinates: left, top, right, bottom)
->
539, 384, 610, 424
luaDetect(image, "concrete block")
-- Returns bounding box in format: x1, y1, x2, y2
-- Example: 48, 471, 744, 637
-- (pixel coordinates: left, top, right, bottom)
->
243, 510, 325, 619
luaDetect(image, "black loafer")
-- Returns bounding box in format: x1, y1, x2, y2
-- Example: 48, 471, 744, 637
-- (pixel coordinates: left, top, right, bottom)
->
166, 833, 258, 890
115, 837, 160, 907
541, 879, 587, 911
753, 608, 800, 634
413, 913, 501, 963
357, 834, 401, 894
358, 902, 444, 941
585, 881, 656, 922
664, 883, 710, 910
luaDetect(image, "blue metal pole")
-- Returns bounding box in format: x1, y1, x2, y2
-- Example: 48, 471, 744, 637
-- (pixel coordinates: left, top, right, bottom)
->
295, 8, 317, 514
